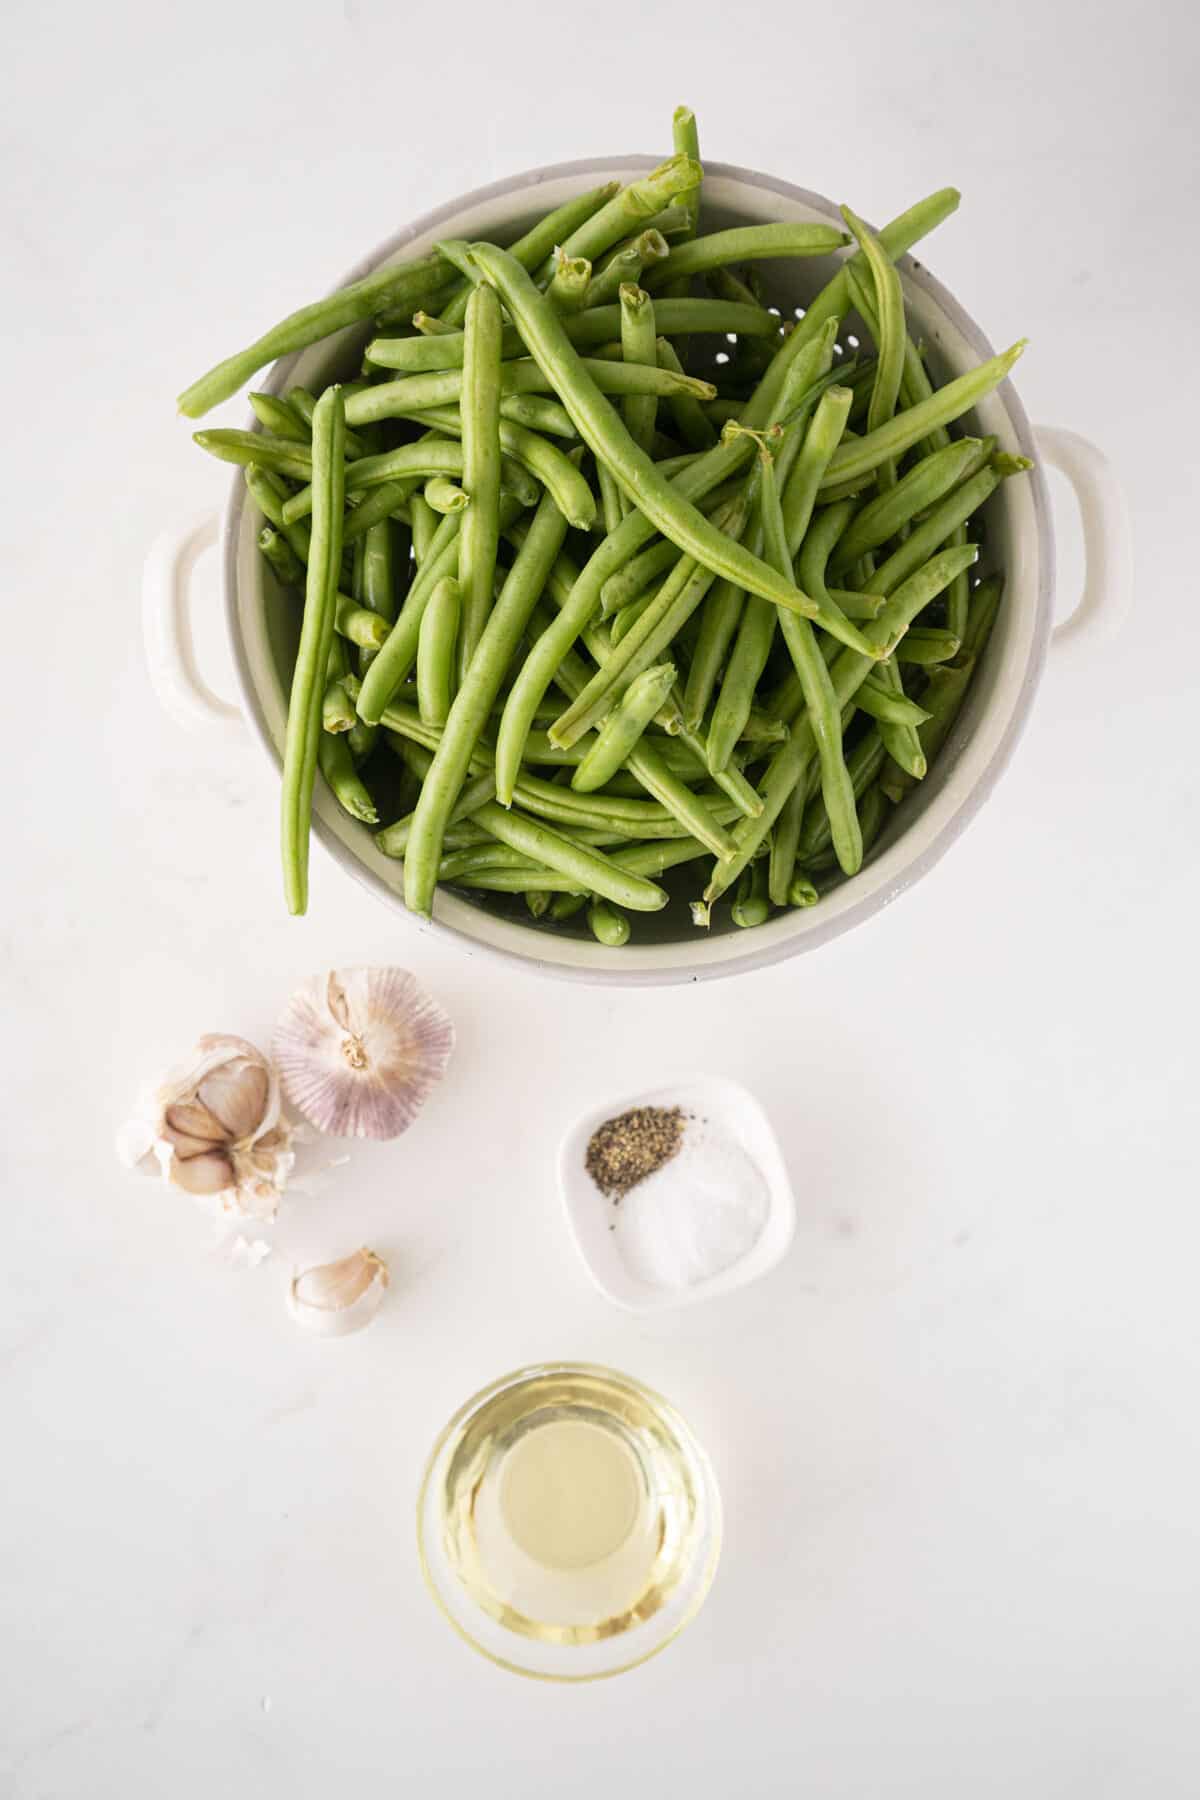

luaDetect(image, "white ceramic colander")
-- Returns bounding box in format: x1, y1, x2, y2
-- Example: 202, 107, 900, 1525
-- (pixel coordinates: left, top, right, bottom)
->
145, 157, 1130, 984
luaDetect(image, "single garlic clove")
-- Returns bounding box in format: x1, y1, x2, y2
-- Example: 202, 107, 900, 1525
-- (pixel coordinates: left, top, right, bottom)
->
288, 1248, 390, 1337
197, 1057, 270, 1141
273, 967, 454, 1140
171, 1149, 238, 1195
163, 1098, 228, 1144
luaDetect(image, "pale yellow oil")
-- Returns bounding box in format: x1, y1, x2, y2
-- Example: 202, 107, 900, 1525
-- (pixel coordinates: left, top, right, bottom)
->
438, 1367, 706, 1645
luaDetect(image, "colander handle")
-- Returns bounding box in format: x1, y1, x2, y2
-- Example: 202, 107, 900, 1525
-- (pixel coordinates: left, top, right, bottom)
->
142, 510, 244, 731
1035, 427, 1132, 649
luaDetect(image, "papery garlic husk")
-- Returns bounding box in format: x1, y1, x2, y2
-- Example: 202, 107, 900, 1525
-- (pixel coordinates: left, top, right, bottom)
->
273, 967, 454, 1140
117, 1034, 294, 1220
288, 1248, 389, 1337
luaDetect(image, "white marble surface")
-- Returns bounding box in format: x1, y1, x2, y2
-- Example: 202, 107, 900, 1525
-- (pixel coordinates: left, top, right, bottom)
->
5, 1, 1199, 1793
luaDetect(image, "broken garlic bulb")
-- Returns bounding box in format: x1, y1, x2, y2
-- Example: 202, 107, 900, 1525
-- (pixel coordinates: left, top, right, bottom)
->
118, 1034, 294, 1219
273, 967, 454, 1140
288, 1248, 389, 1337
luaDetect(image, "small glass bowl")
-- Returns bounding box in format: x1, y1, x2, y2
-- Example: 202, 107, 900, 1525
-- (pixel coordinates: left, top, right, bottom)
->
416, 1362, 722, 1681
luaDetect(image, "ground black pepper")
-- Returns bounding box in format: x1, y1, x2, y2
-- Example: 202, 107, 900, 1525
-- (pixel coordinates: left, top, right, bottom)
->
584, 1106, 687, 1202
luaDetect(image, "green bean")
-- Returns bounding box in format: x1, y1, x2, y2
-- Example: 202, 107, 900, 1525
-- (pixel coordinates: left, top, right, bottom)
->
403, 491, 570, 916
673, 106, 702, 238
828, 587, 887, 620
409, 494, 437, 565
610, 836, 707, 878
335, 596, 390, 650
585, 229, 669, 309
322, 669, 357, 734
245, 466, 311, 560
413, 311, 459, 336
840, 207, 905, 484
439, 844, 538, 880
452, 869, 590, 896
706, 518, 772, 774
550, 891, 589, 920
895, 628, 961, 665
781, 384, 854, 556
768, 777, 805, 907
375, 769, 496, 858
424, 475, 469, 515
361, 519, 398, 624
492, 394, 577, 439
853, 676, 931, 727
317, 730, 378, 824
416, 575, 460, 728
248, 391, 310, 443
609, 586, 656, 646
194, 428, 313, 482
820, 344, 1026, 489
259, 525, 304, 587
619, 284, 658, 457
587, 899, 630, 946
644, 222, 850, 290
536, 155, 703, 280
788, 873, 820, 907
341, 481, 415, 544
703, 542, 979, 902
829, 437, 993, 572
435, 181, 622, 328
178, 252, 454, 417
762, 433, 862, 874
547, 250, 593, 314
597, 458, 626, 534
572, 663, 677, 792
280, 387, 345, 914
874, 658, 926, 780
347, 355, 716, 426
783, 188, 961, 363
657, 336, 715, 450
617, 739, 738, 860
731, 858, 770, 928
866, 456, 1029, 597
366, 298, 777, 373
647, 203, 693, 239
462, 241, 835, 624
518, 728, 694, 772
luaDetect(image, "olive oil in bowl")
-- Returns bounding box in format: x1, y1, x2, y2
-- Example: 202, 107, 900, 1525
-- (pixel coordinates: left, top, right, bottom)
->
417, 1363, 721, 1680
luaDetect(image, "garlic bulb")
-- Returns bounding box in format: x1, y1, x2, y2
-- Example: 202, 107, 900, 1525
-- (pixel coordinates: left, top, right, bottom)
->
288, 1248, 389, 1337
273, 967, 454, 1140
118, 1034, 294, 1219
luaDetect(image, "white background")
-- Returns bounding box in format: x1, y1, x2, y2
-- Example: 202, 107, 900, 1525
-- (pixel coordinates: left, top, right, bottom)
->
4, 1, 1199, 1793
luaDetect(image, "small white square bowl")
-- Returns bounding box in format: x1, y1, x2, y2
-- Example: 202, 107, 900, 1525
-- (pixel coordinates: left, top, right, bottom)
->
558, 1075, 796, 1313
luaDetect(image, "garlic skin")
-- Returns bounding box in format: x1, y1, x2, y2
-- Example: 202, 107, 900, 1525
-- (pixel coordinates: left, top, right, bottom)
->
118, 1034, 294, 1219
288, 1248, 389, 1337
273, 967, 454, 1140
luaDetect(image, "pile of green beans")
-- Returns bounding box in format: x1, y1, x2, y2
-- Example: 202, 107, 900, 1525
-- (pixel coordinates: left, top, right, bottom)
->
182, 107, 1029, 938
